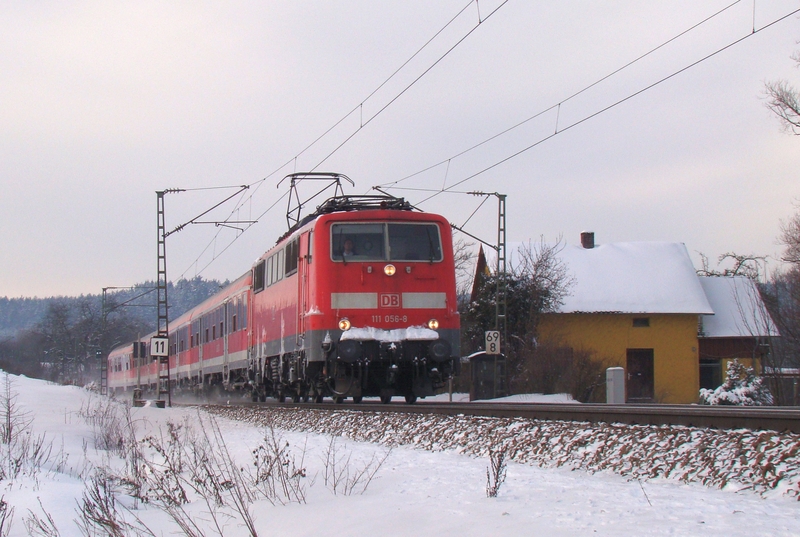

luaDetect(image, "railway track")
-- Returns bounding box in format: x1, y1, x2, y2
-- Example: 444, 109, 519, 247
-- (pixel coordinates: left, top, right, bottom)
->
186, 397, 800, 433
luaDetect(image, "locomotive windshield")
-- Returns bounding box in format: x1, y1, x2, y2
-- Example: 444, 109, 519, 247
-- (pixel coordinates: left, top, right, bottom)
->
331, 222, 442, 262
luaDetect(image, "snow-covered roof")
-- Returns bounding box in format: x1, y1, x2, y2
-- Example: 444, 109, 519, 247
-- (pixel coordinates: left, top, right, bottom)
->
698, 276, 778, 338
555, 242, 713, 314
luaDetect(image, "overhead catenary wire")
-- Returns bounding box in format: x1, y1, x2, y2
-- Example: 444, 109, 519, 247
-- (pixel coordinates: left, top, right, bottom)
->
377, 0, 745, 191
177, 2, 797, 281
176, 0, 509, 279
309, 0, 510, 172
393, 5, 800, 208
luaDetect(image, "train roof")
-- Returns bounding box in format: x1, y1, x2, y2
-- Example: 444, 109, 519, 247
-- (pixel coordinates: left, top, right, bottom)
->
275, 194, 417, 244
169, 270, 251, 328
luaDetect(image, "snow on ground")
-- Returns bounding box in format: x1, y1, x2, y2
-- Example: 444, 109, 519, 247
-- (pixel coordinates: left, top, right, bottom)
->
0, 372, 797, 537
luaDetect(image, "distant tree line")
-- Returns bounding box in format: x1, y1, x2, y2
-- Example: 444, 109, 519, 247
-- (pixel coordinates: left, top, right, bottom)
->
0, 276, 226, 384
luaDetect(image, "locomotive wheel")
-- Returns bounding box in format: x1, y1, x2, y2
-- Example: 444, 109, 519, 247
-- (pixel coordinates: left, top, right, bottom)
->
277, 392, 286, 403
333, 396, 344, 404
405, 394, 417, 404
314, 393, 324, 403
292, 393, 301, 403
380, 395, 392, 404
352, 396, 363, 404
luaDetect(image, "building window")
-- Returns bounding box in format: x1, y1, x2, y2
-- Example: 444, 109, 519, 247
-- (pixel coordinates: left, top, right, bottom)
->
632, 317, 650, 328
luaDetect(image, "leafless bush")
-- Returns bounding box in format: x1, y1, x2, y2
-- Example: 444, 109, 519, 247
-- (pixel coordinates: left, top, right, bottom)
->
0, 496, 14, 537
321, 436, 391, 496
0, 373, 33, 445
0, 373, 55, 483
78, 395, 129, 455
76, 473, 130, 537
486, 449, 507, 498
131, 413, 310, 537
513, 341, 606, 402
24, 498, 60, 537
138, 419, 191, 506
248, 426, 309, 505
197, 417, 258, 537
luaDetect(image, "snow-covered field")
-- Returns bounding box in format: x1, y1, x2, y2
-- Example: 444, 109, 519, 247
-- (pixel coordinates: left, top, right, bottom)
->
0, 372, 797, 537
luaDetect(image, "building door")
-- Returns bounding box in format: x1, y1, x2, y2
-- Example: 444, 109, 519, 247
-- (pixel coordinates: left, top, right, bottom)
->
626, 349, 654, 403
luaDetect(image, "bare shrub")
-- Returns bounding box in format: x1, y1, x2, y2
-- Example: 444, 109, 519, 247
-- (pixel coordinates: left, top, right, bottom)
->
129, 413, 311, 537
321, 436, 391, 496
24, 498, 60, 537
76, 473, 130, 537
0, 373, 33, 445
248, 426, 309, 505
0, 373, 55, 483
139, 419, 191, 506
513, 341, 606, 402
77, 394, 129, 455
486, 448, 507, 498
0, 496, 14, 537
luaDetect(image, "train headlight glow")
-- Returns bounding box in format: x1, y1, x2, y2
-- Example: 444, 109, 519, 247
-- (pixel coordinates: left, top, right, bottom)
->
384, 264, 396, 276
427, 319, 439, 330
338, 318, 351, 331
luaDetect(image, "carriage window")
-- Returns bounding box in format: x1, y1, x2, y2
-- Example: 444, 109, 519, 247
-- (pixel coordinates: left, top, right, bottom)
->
276, 250, 284, 281
388, 223, 442, 262
331, 223, 386, 261
285, 238, 299, 275
253, 259, 266, 292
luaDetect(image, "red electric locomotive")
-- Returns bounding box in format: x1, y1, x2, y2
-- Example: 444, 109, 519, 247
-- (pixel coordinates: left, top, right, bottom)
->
109, 178, 460, 404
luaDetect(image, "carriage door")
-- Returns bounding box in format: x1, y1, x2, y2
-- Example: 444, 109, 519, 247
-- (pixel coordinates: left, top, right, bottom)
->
626, 348, 654, 403
223, 300, 230, 384
297, 231, 312, 350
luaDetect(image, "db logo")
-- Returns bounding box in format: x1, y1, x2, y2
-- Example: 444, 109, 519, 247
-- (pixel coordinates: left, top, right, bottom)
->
380, 293, 401, 308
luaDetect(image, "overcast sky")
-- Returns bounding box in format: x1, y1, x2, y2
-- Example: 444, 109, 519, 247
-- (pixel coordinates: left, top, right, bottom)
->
1, 1, 798, 298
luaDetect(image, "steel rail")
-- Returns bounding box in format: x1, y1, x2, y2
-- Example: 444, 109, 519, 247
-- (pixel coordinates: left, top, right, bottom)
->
193, 399, 800, 434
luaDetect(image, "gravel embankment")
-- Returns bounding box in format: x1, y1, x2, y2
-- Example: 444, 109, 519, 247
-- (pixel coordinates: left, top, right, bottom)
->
204, 405, 800, 499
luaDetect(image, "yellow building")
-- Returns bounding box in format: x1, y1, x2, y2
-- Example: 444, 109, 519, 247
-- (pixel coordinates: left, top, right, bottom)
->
537, 234, 713, 404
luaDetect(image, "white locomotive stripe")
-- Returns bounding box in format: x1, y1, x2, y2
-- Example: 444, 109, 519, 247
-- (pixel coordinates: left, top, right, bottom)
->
402, 292, 447, 309
331, 292, 378, 309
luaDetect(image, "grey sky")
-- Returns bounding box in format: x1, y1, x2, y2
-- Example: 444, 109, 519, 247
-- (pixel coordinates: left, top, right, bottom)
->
1, 1, 798, 298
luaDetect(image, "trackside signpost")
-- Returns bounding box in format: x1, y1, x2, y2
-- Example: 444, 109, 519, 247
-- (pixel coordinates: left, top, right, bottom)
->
150, 337, 168, 358
150, 335, 170, 407
485, 330, 500, 355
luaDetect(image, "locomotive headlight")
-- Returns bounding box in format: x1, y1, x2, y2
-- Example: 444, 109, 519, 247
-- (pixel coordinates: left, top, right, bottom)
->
427, 318, 439, 330
338, 318, 351, 331
384, 264, 396, 276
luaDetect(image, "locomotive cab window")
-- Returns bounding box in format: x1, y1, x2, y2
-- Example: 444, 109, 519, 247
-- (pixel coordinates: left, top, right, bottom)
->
388, 223, 442, 261
331, 222, 442, 262
332, 223, 385, 261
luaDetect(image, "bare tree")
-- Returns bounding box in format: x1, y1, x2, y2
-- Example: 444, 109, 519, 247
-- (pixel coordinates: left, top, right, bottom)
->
452, 237, 476, 300
696, 252, 767, 280
779, 207, 800, 266
765, 49, 800, 135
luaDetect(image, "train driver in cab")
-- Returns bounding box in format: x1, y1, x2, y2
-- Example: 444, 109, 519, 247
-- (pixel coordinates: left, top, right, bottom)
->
342, 238, 356, 257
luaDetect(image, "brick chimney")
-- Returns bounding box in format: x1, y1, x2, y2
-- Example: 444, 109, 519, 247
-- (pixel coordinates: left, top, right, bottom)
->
580, 231, 595, 249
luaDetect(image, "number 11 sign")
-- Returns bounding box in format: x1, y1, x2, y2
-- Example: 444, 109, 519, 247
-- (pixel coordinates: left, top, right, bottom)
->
150, 337, 169, 358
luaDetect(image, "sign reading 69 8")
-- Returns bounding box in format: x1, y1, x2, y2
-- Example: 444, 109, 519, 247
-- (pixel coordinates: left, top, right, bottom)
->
485, 330, 501, 355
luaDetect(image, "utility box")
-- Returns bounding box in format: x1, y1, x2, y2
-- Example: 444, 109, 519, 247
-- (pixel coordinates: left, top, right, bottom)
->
469, 351, 508, 401
606, 367, 625, 404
